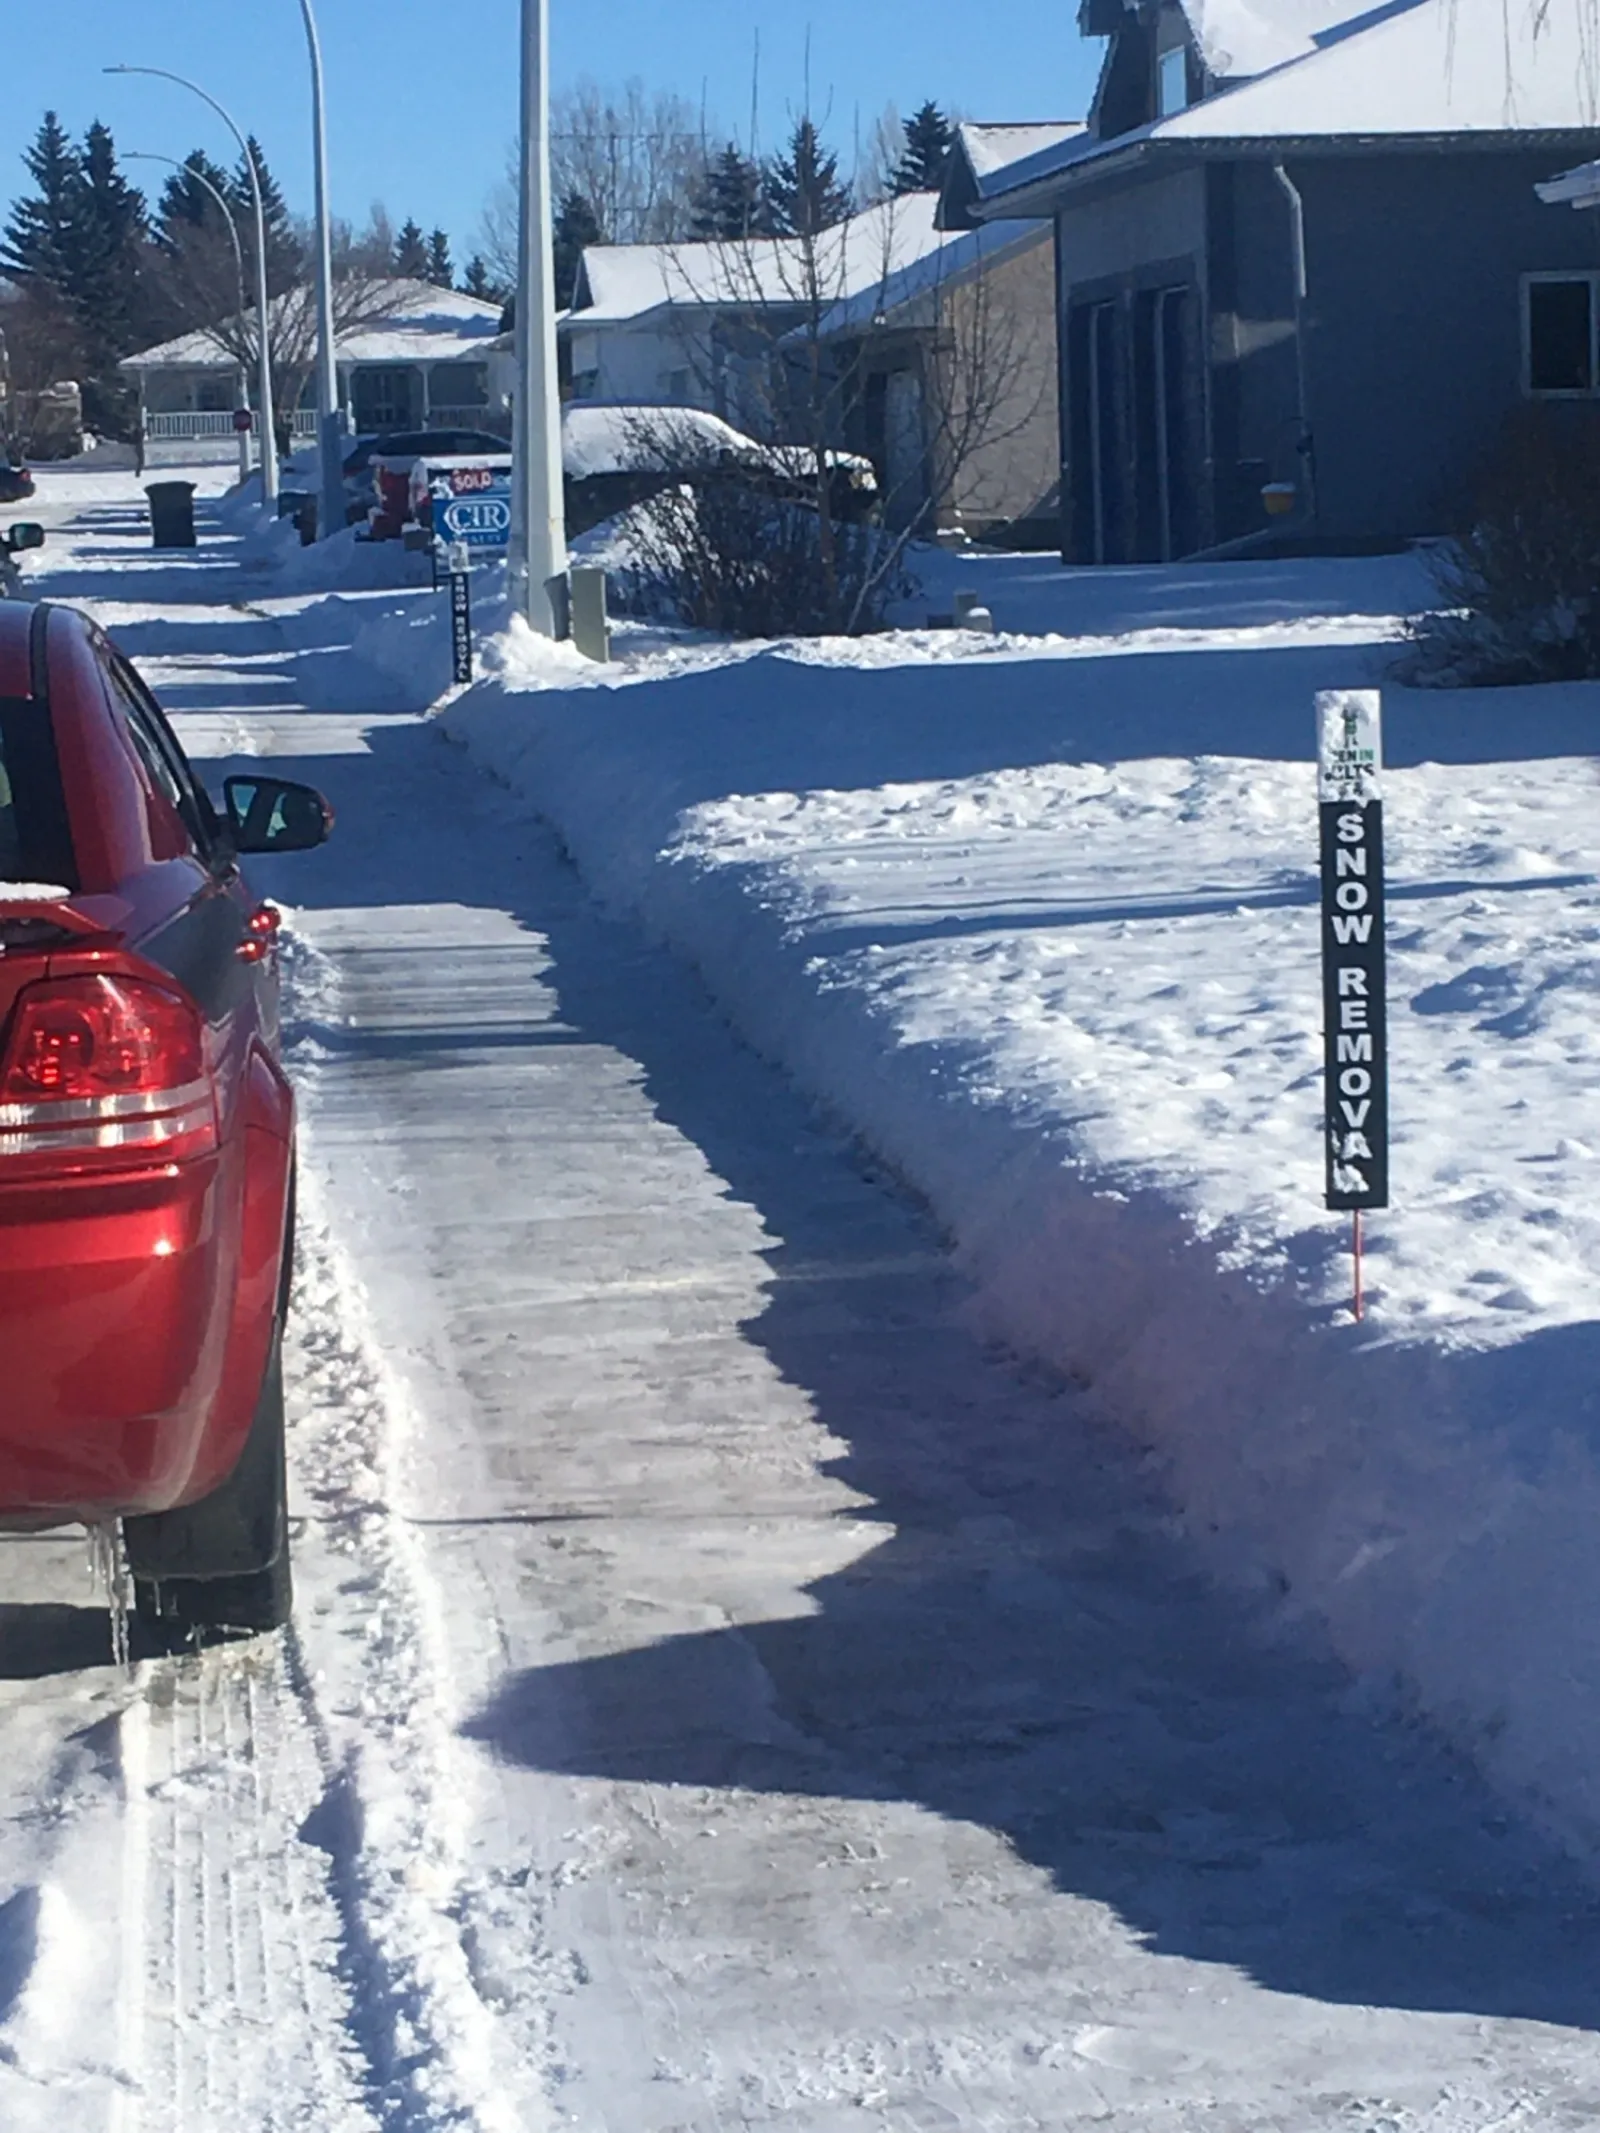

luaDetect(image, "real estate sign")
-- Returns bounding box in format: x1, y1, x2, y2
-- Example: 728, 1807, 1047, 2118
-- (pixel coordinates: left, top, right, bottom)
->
1317, 690, 1388, 1211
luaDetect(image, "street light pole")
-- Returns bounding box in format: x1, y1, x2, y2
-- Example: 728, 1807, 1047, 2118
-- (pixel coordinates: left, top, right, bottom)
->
508, 0, 568, 634
127, 152, 252, 486
106, 65, 278, 505
297, 0, 344, 542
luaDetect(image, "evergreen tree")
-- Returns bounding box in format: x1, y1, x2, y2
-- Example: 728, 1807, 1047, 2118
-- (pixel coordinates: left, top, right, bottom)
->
892, 101, 955, 195
552, 190, 603, 308
73, 121, 148, 369
393, 218, 430, 277
764, 119, 852, 240
691, 145, 768, 240
426, 227, 453, 287
155, 150, 234, 243
461, 254, 497, 301
229, 140, 302, 294
1, 113, 84, 288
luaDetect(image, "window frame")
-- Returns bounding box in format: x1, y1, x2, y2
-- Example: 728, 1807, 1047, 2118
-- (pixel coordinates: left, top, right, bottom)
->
1158, 44, 1191, 118
102, 652, 221, 865
1523, 270, 1600, 398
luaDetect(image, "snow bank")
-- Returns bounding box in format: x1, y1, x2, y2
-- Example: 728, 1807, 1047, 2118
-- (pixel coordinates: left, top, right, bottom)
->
441, 573, 1600, 1857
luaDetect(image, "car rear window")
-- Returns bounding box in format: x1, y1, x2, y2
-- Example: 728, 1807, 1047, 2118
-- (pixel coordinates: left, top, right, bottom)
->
0, 698, 77, 889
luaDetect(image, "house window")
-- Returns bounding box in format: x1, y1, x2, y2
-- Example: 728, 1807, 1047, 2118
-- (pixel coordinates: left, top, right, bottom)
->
1526, 274, 1598, 394
1158, 46, 1190, 117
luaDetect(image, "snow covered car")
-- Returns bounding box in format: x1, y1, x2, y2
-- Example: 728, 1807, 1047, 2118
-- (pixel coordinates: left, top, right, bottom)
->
0, 599, 332, 1642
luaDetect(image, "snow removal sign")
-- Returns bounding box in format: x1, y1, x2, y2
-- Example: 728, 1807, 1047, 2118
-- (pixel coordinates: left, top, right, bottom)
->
1318, 690, 1388, 1210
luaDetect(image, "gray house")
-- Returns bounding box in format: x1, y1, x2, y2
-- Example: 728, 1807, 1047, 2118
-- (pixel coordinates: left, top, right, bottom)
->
971, 0, 1600, 562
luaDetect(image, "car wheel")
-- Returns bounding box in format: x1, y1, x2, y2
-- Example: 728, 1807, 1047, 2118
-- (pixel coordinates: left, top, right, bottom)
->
125, 1331, 293, 1646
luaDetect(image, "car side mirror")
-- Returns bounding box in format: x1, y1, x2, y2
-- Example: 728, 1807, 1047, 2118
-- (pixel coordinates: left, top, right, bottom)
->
222, 774, 334, 855
3, 523, 44, 553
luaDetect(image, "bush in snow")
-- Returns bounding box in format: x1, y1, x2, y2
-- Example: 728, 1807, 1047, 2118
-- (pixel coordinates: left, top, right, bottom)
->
611, 411, 912, 640
1404, 407, 1600, 686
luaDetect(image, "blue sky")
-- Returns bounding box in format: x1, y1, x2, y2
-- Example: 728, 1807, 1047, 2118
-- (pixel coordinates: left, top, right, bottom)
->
5, 4, 1103, 262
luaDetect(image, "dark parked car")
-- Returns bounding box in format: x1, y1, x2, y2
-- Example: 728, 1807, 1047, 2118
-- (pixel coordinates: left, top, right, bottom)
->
0, 464, 36, 506
0, 599, 332, 1642
340, 428, 509, 520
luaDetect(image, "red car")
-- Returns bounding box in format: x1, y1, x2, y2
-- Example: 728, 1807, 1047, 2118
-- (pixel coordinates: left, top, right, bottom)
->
0, 598, 331, 1642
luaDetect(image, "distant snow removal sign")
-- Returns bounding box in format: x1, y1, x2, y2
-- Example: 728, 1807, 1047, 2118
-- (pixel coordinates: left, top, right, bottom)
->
1318, 690, 1387, 1210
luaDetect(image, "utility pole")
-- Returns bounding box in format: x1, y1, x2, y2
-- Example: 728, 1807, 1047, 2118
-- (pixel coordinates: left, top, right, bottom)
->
298, 0, 345, 542
508, 0, 568, 634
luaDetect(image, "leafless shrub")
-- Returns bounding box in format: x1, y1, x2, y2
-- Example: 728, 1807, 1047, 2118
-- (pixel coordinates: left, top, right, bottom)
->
1403, 406, 1600, 685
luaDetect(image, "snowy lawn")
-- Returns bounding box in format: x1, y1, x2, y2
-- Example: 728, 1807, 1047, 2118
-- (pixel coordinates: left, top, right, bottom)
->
425, 557, 1600, 1857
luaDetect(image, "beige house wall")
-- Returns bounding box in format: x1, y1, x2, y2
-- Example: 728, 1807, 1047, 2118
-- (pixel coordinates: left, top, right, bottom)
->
936, 227, 1060, 537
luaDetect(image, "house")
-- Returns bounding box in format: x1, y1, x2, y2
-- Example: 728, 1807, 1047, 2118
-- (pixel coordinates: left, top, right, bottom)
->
119, 280, 508, 445
968, 0, 1600, 562
561, 193, 1063, 543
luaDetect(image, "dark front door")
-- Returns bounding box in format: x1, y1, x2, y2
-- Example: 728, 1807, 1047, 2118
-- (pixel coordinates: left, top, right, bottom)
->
1134, 285, 1199, 561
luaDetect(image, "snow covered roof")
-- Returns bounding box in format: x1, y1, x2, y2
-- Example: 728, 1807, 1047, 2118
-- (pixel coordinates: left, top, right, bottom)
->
1177, 0, 1388, 81
805, 218, 1051, 341
983, 0, 1600, 211
120, 279, 503, 373
957, 123, 1087, 193
569, 196, 953, 326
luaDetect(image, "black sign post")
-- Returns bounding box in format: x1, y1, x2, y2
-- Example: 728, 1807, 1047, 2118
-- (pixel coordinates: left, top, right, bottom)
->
449, 542, 472, 685
1317, 690, 1387, 1318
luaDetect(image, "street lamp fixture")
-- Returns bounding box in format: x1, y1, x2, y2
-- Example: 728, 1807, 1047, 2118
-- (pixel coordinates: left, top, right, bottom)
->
104, 64, 279, 505
126, 152, 253, 486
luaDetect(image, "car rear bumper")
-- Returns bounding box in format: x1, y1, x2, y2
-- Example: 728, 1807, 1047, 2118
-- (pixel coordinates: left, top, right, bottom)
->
0, 1156, 227, 1519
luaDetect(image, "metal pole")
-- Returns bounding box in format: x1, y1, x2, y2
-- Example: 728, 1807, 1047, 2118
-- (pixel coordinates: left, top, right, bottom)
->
1272, 160, 1317, 524
106, 66, 278, 504
298, 0, 345, 541
127, 152, 252, 485
508, 0, 568, 634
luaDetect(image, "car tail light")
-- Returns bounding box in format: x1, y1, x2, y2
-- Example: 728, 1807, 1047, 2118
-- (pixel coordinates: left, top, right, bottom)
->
0, 975, 217, 1169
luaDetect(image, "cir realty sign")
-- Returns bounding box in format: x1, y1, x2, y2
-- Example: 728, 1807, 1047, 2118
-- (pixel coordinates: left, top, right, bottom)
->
1317, 689, 1388, 1214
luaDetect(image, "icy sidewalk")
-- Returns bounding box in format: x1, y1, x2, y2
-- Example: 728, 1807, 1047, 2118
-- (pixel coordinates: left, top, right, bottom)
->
439, 573, 1600, 1858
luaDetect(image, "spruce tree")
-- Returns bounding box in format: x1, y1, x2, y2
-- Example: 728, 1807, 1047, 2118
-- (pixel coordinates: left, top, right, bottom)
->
1, 113, 84, 288
156, 150, 234, 243
461, 254, 497, 301
393, 218, 430, 278
230, 140, 302, 294
552, 190, 603, 308
427, 228, 453, 287
892, 101, 955, 195
764, 119, 852, 239
691, 145, 768, 240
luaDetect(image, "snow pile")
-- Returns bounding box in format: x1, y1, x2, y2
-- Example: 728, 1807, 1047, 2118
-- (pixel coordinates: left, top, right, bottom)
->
443, 562, 1600, 1854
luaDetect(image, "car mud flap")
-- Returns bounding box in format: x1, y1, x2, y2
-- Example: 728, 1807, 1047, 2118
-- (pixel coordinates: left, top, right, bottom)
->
122, 1331, 286, 1581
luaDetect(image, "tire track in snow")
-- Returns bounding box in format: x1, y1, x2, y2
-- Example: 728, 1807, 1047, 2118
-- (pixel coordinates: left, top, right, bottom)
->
270, 923, 553, 2133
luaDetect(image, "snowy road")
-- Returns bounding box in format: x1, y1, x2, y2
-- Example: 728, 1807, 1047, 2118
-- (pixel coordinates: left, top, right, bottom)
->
3, 497, 1600, 2128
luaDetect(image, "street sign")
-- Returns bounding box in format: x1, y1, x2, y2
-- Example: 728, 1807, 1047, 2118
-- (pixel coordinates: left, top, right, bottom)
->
1317, 690, 1387, 1212
232, 408, 253, 434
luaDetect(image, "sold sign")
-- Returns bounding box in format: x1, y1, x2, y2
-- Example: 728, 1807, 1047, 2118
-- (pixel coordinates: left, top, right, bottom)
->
1317, 690, 1387, 1211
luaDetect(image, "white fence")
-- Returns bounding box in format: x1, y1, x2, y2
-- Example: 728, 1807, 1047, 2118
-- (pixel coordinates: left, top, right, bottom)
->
145, 411, 319, 441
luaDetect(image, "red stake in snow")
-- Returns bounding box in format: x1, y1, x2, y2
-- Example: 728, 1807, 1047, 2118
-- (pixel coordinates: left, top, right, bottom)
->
1316, 690, 1388, 1321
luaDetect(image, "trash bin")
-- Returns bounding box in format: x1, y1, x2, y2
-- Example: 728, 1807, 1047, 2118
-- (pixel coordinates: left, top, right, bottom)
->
146, 481, 197, 549
276, 490, 316, 545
